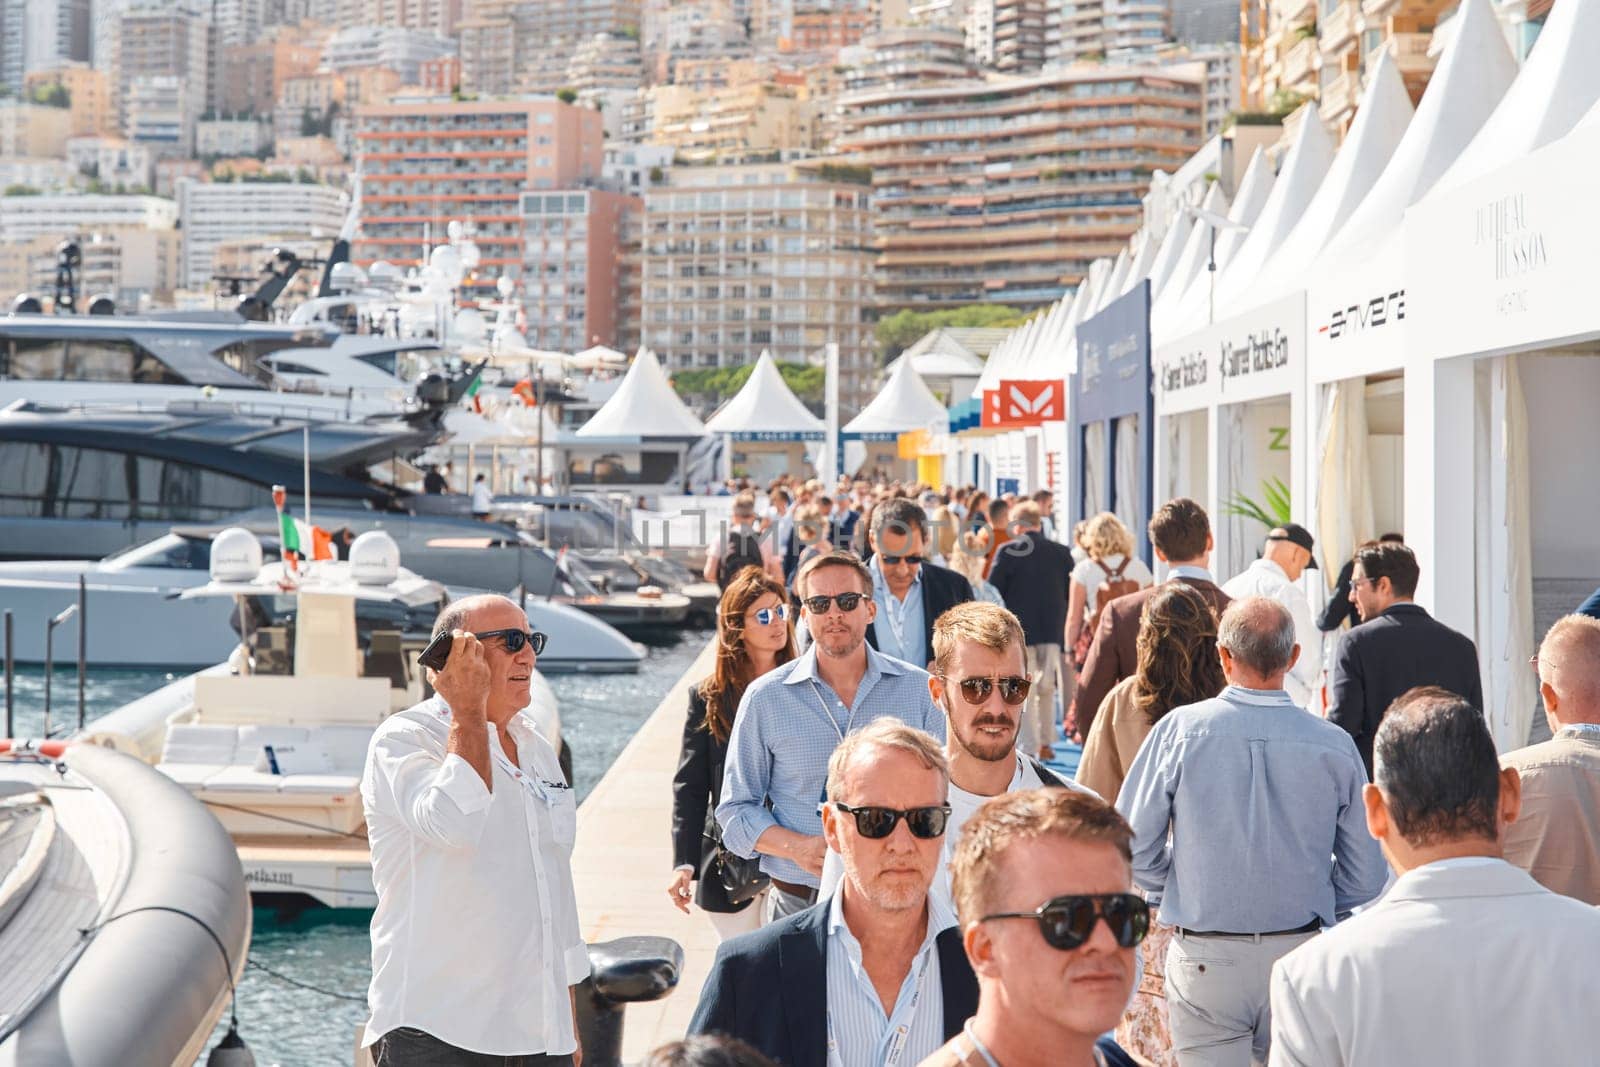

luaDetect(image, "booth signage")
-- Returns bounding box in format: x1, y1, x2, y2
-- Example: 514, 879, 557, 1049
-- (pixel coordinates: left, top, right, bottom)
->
1154, 291, 1304, 414
1307, 246, 1408, 384
729, 430, 825, 442
1076, 283, 1151, 426
1407, 124, 1598, 361
984, 380, 1065, 427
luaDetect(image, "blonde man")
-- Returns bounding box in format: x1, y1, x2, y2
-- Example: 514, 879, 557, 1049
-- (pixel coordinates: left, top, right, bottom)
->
920, 789, 1144, 1067
694, 720, 979, 1067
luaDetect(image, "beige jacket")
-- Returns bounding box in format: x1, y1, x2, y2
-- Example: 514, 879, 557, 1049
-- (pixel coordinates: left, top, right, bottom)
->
1501, 728, 1600, 905
1074, 675, 1149, 805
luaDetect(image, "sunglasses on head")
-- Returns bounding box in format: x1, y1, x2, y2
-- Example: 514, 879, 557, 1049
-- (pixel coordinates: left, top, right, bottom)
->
475, 628, 548, 655
803, 592, 865, 614
943, 674, 1032, 706
982, 893, 1149, 951
751, 603, 789, 625
832, 802, 951, 839
880, 554, 925, 566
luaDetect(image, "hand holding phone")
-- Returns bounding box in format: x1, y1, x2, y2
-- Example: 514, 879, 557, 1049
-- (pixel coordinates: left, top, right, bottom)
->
425, 629, 490, 724
418, 630, 454, 671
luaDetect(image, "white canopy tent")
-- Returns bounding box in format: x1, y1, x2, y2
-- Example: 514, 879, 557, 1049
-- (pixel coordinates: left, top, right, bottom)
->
843, 355, 949, 476
573, 347, 706, 440
1161, 146, 1278, 333
1149, 181, 1231, 336
705, 351, 824, 437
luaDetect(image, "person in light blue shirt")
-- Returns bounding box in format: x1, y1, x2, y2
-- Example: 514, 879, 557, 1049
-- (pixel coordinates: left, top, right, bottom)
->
1116, 597, 1386, 1067
868, 545, 926, 670
718, 551, 945, 923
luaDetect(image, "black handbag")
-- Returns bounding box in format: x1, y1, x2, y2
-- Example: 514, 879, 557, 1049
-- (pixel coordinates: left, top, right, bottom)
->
695, 824, 769, 913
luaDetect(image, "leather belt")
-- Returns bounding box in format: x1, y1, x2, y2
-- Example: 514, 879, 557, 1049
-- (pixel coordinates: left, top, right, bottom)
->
770, 878, 819, 903
1176, 917, 1321, 939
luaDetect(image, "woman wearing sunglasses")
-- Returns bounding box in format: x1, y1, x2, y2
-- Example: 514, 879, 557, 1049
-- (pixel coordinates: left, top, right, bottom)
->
669, 566, 798, 939
1074, 583, 1225, 1067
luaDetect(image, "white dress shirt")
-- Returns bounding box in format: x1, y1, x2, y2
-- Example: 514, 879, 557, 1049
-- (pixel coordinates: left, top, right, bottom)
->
825, 891, 956, 1067
1222, 558, 1321, 708
361, 697, 589, 1056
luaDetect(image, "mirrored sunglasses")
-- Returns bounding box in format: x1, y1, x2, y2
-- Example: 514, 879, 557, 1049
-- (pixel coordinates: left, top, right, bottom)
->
945, 674, 1032, 707
753, 604, 790, 625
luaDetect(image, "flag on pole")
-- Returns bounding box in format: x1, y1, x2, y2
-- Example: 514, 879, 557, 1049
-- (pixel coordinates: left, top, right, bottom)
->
466, 376, 483, 414
272, 484, 300, 576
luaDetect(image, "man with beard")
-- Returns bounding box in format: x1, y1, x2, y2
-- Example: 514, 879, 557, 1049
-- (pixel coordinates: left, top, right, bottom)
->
818, 601, 1096, 911
719, 551, 945, 923
692, 721, 979, 1067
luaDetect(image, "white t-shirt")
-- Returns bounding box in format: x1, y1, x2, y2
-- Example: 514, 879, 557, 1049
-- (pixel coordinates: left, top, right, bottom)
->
1070, 554, 1154, 615
471, 482, 494, 514
818, 754, 1097, 912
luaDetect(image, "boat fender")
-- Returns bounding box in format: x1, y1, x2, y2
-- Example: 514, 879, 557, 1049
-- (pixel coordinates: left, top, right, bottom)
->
0, 739, 69, 758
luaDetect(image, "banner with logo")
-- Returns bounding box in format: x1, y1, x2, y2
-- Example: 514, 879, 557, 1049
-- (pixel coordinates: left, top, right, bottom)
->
1306, 236, 1407, 384
1153, 291, 1304, 415
983, 379, 1065, 428
1074, 280, 1153, 560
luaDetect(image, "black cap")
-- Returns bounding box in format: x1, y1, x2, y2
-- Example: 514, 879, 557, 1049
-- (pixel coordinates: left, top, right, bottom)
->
1267, 523, 1317, 568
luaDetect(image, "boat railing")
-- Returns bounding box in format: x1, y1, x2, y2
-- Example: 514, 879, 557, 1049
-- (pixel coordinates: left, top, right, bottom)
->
3, 395, 415, 426
0, 577, 87, 739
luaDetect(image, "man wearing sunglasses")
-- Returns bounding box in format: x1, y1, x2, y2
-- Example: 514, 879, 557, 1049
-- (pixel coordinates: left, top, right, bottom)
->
1116, 598, 1386, 1067
922, 789, 1143, 1067
865, 498, 975, 672
718, 551, 945, 923
693, 720, 978, 1067
361, 595, 584, 1067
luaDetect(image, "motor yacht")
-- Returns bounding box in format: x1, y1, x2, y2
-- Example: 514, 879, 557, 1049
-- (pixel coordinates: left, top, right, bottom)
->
0, 740, 250, 1064
77, 529, 568, 910
0, 529, 645, 674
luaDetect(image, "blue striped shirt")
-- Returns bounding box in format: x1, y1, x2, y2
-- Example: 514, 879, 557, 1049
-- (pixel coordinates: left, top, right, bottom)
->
717, 644, 944, 887
869, 554, 926, 670
826, 891, 956, 1067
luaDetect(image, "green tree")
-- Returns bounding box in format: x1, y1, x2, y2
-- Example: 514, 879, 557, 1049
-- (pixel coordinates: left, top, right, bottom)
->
3, 184, 41, 196
30, 83, 70, 108
556, 88, 578, 104
874, 304, 1032, 361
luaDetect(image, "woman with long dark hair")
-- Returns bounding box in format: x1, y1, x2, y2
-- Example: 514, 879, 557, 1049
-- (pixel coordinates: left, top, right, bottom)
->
1075, 581, 1226, 1066
667, 566, 797, 939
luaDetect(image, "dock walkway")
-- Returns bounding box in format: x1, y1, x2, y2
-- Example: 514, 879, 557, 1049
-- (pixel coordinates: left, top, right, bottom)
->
571, 638, 718, 1063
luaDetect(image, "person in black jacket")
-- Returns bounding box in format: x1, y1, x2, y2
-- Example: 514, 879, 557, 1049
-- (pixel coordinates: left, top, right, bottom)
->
864, 498, 975, 670
987, 501, 1075, 760
669, 566, 797, 939
1327, 541, 1483, 776
1317, 532, 1404, 632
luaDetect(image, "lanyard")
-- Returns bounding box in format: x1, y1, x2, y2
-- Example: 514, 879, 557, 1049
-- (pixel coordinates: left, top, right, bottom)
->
809, 680, 859, 744
827, 944, 934, 1067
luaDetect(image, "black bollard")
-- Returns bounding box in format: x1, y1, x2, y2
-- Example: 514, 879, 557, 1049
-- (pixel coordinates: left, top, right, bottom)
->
574, 936, 684, 1067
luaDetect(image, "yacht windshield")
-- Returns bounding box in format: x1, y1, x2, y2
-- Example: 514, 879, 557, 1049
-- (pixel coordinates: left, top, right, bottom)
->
101, 534, 213, 571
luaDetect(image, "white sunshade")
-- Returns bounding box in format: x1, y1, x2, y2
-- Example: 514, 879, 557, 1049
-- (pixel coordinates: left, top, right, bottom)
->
1120, 231, 1160, 295
1432, 0, 1600, 194
573, 347, 706, 439
844, 354, 948, 435
1212, 109, 1336, 312
1253, 49, 1415, 300
704, 350, 824, 436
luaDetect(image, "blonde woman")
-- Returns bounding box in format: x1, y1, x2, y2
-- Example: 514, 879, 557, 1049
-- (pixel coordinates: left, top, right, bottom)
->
1067, 512, 1154, 670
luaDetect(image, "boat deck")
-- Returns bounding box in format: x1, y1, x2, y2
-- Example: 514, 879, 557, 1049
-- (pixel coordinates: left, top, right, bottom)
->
571, 638, 719, 1062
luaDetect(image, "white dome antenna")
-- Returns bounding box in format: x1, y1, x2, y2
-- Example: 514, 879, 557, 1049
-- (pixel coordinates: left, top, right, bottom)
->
349, 530, 401, 585
210, 528, 264, 583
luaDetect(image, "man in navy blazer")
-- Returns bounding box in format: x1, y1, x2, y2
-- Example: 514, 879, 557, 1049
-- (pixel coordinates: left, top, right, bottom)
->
689, 720, 979, 1067
1328, 542, 1483, 776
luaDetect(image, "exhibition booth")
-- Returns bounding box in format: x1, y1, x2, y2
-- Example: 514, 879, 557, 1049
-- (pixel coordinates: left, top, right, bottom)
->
1074, 280, 1154, 561
568, 347, 707, 494
703, 350, 825, 482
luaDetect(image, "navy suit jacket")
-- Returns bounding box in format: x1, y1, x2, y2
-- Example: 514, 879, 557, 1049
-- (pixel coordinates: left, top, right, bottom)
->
688, 899, 979, 1067
864, 560, 975, 670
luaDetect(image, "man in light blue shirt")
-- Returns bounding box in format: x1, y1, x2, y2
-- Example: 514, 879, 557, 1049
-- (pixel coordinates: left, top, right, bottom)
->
719, 550, 945, 921
1117, 597, 1385, 1066
869, 546, 926, 669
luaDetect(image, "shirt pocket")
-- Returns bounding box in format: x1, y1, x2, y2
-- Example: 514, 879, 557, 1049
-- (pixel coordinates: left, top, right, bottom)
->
550, 788, 578, 852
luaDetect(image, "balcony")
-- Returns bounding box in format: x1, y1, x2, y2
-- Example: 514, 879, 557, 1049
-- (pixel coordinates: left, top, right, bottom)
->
1387, 32, 1435, 78
1281, 36, 1320, 92
1318, 70, 1360, 124
1320, 0, 1359, 52
1361, 0, 1398, 20
1272, 0, 1316, 29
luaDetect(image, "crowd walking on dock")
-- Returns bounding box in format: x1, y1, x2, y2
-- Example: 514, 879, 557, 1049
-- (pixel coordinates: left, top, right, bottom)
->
358, 472, 1600, 1067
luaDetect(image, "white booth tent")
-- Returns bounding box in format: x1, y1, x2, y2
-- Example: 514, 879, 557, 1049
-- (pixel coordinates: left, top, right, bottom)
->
704, 350, 825, 480
842, 354, 948, 477
1148, 180, 1232, 338
568, 347, 708, 493
1397, 0, 1600, 751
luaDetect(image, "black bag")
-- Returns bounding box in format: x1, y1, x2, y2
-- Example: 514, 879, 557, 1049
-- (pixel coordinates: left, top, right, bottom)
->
717, 528, 766, 589
694, 825, 769, 912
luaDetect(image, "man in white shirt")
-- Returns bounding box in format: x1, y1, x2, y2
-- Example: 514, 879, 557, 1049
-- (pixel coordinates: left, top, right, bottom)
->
818, 601, 1097, 911
361, 594, 586, 1066
470, 473, 494, 520
1269, 686, 1600, 1066
1223, 524, 1320, 708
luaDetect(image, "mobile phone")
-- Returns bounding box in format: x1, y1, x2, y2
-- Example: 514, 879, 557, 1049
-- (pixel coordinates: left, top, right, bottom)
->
418, 631, 453, 672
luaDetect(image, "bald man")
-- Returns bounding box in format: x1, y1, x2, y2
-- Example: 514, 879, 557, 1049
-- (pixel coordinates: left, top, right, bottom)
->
1501, 614, 1600, 905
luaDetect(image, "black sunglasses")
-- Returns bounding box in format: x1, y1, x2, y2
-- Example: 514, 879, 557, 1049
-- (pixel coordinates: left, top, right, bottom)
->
943, 674, 1032, 707
832, 802, 951, 839
982, 893, 1150, 950
803, 592, 866, 614
880, 554, 925, 565
475, 628, 548, 655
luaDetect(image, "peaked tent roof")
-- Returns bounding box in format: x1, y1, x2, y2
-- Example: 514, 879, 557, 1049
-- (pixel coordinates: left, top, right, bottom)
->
1095, 249, 1132, 313
573, 347, 707, 438
1433, 0, 1600, 194
1164, 147, 1278, 331
1145, 207, 1195, 300
705, 350, 824, 436
1120, 231, 1161, 295
845, 354, 948, 435
1151, 181, 1232, 332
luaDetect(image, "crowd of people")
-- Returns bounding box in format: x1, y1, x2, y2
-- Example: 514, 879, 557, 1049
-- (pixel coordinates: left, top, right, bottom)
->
352, 471, 1600, 1067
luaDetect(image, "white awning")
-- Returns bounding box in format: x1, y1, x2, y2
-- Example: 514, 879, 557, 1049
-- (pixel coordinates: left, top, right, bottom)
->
573, 347, 706, 439
844, 355, 947, 435
705, 350, 824, 437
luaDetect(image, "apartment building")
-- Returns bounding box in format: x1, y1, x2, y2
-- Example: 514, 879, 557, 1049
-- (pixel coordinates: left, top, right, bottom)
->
353, 98, 605, 297
0, 100, 71, 159
125, 76, 196, 159
791, 5, 873, 49
66, 135, 154, 190
24, 64, 112, 138
115, 8, 211, 133
196, 118, 275, 158
992, 0, 1049, 70
6, 227, 181, 308
638, 163, 878, 413
0, 194, 177, 242
178, 178, 346, 289
1048, 0, 1172, 66
323, 27, 457, 84
0, 0, 90, 95
219, 31, 324, 118
842, 26, 979, 94
519, 188, 639, 351
836, 65, 1203, 312
646, 81, 820, 163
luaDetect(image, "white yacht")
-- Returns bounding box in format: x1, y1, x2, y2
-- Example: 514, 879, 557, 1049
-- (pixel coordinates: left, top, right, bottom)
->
77, 528, 570, 910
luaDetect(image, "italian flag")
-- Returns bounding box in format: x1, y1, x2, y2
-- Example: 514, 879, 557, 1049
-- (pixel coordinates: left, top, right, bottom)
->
466, 376, 483, 414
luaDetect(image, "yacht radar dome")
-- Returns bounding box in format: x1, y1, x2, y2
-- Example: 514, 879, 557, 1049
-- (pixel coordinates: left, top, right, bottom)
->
349, 530, 401, 586
209, 527, 264, 582
328, 262, 368, 293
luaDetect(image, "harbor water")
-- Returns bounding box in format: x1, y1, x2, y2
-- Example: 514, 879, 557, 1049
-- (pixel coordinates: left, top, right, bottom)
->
3, 630, 713, 1067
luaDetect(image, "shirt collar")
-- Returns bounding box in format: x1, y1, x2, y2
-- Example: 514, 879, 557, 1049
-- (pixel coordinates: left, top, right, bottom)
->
827, 888, 957, 949
1168, 564, 1213, 583
1558, 723, 1600, 739
1221, 684, 1297, 706
783, 642, 908, 687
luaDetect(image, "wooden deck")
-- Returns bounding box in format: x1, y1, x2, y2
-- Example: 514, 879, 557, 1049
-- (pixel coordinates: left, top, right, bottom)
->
571, 637, 719, 1064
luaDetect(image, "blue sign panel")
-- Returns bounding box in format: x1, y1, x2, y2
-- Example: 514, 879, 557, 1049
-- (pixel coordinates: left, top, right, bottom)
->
1072, 279, 1153, 563
996, 477, 1020, 496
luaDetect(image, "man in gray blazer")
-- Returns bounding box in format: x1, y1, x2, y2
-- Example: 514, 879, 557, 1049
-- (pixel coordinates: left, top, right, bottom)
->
1269, 687, 1600, 1066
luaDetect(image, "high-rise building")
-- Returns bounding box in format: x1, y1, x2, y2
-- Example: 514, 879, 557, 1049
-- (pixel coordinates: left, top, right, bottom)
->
125, 75, 197, 159
353, 97, 604, 296
637, 162, 877, 413
219, 30, 324, 118
213, 0, 266, 49
1048, 0, 1173, 66
0, 100, 72, 159
518, 188, 639, 351
644, 80, 820, 163
0, 0, 90, 94
1171, 0, 1237, 44
0, 193, 178, 242
323, 26, 457, 84
836, 65, 1203, 311
842, 25, 978, 94
114, 8, 211, 134
991, 0, 1048, 70
178, 178, 347, 289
